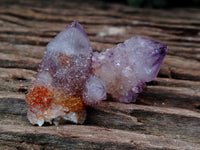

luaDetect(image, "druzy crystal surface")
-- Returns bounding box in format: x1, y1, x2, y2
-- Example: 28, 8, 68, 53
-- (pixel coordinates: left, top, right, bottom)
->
92, 36, 167, 103
26, 21, 106, 126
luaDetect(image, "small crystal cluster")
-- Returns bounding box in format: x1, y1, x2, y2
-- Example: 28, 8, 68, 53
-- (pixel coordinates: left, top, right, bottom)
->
26, 21, 167, 126
26, 21, 106, 126
92, 36, 167, 103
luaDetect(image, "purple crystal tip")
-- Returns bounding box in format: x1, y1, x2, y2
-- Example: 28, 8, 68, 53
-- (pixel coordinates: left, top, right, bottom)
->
67, 20, 88, 38
125, 36, 167, 82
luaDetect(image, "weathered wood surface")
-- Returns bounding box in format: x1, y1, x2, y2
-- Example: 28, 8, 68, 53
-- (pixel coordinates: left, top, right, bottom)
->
0, 0, 200, 149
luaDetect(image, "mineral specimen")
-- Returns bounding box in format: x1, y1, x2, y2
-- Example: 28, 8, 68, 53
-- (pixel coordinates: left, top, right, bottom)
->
26, 20, 167, 126
26, 21, 106, 126
92, 36, 167, 103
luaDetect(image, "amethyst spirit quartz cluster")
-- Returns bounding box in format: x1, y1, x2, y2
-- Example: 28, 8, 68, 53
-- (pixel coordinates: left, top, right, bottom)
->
26, 21, 167, 126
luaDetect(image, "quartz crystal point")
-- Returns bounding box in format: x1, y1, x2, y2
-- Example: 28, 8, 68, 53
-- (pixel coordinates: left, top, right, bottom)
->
26, 21, 106, 126
92, 36, 167, 103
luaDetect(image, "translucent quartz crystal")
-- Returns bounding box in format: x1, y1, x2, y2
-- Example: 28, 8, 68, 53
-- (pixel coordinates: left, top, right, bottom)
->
92, 36, 167, 103
26, 21, 106, 126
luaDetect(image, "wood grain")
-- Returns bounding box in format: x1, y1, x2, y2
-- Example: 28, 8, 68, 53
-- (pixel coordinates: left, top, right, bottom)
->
0, 0, 200, 149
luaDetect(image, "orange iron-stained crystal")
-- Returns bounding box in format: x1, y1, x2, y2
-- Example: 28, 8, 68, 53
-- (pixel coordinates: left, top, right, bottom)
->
58, 53, 70, 66
26, 85, 53, 109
